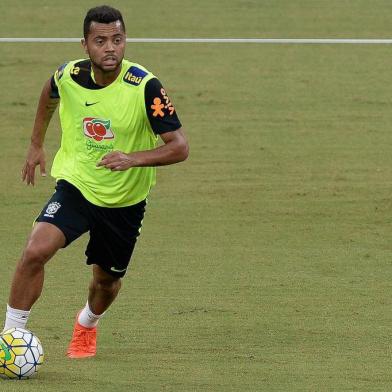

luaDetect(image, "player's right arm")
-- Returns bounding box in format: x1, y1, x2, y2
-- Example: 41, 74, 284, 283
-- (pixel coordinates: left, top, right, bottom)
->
22, 78, 59, 186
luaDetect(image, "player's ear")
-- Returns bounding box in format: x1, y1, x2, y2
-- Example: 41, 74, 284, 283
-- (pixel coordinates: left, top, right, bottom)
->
81, 38, 88, 54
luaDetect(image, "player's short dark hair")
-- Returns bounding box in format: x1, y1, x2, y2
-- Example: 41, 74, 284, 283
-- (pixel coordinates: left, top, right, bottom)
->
83, 5, 126, 38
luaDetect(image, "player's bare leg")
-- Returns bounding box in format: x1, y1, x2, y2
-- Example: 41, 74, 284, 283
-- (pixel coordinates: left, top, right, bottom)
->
4, 222, 65, 330
88, 265, 122, 315
67, 265, 121, 358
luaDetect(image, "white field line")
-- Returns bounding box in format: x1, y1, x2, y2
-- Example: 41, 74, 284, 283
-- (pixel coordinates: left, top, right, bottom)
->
1, 38, 392, 44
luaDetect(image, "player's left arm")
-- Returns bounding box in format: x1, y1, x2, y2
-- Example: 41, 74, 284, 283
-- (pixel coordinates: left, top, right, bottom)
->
98, 78, 189, 170
98, 127, 188, 170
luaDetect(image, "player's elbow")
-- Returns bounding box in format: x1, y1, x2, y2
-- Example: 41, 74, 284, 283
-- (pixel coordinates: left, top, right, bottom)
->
176, 138, 189, 162
162, 128, 189, 163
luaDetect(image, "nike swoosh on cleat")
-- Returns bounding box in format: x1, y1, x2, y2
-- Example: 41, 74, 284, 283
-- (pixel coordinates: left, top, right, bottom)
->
85, 101, 99, 106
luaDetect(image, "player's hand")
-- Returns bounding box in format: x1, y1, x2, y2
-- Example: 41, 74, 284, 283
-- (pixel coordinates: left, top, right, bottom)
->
21, 144, 46, 185
97, 151, 138, 171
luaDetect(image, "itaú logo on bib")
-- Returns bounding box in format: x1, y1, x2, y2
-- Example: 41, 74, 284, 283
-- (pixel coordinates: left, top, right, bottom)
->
83, 117, 115, 142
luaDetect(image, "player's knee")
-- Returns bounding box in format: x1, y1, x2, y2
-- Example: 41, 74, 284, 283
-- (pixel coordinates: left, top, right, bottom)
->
20, 242, 53, 269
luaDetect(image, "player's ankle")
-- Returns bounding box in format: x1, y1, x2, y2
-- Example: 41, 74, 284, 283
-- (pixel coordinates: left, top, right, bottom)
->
77, 302, 105, 328
3, 304, 30, 331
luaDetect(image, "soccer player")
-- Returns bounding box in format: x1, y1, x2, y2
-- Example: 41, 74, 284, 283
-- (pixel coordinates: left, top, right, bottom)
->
2, 5, 188, 358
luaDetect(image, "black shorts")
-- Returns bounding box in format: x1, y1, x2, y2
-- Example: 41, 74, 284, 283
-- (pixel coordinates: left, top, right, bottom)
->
36, 180, 146, 278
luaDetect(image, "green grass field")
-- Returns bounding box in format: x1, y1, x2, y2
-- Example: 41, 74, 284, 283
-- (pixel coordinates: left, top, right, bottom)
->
2, 1, 392, 391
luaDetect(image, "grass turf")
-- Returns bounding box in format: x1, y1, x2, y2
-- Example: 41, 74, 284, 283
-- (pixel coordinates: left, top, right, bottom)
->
1, 1, 392, 391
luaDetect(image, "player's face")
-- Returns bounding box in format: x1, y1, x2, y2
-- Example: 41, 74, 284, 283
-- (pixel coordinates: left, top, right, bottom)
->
82, 21, 126, 73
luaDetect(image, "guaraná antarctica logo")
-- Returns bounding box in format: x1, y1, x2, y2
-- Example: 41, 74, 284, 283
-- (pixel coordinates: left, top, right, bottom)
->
83, 117, 115, 142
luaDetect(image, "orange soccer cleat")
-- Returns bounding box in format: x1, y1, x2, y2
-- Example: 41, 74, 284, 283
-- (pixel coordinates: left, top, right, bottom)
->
66, 313, 97, 359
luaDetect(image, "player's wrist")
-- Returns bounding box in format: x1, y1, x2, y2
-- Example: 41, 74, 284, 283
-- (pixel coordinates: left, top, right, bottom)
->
30, 139, 44, 148
126, 152, 143, 167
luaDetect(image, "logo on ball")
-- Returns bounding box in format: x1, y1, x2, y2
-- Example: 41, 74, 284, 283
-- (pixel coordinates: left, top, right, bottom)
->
83, 117, 114, 142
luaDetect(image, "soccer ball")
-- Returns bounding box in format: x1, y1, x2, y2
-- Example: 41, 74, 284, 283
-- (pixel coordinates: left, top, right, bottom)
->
0, 327, 44, 379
